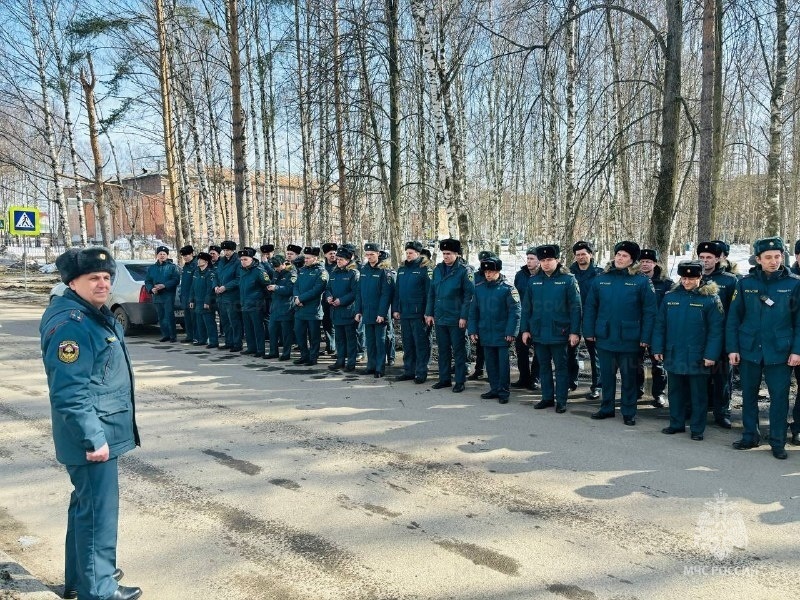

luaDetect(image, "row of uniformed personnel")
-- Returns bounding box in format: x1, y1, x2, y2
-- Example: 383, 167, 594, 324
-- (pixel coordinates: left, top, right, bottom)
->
152, 235, 800, 460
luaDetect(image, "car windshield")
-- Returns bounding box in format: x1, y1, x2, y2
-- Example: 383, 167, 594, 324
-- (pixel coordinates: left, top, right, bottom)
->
124, 264, 148, 282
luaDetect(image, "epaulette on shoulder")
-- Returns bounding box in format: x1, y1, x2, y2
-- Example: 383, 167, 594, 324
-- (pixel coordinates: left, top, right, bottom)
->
69, 309, 83, 322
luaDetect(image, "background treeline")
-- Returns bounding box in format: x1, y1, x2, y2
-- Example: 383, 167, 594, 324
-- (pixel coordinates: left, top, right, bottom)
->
0, 0, 798, 263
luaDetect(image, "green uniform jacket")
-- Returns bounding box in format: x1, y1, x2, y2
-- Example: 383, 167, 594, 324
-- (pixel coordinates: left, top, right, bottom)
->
40, 290, 139, 465
726, 265, 800, 365
583, 263, 658, 353
293, 262, 328, 320
145, 259, 180, 304
426, 260, 474, 325
651, 281, 724, 374
468, 275, 521, 346
519, 265, 582, 344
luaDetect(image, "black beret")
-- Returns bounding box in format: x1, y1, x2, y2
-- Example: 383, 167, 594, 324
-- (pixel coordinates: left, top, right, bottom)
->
197, 252, 212, 263
302, 246, 321, 256
572, 240, 594, 254
677, 261, 703, 278
480, 257, 502, 272
526, 246, 537, 256
535, 244, 560, 260
640, 248, 659, 262
613, 241, 641, 262
336, 247, 354, 260
322, 243, 338, 254
156, 245, 170, 254
56, 247, 117, 284
260, 244, 275, 253
286, 244, 303, 254
439, 238, 462, 254
237, 247, 256, 258
711, 239, 730, 255
179, 245, 194, 256
477, 250, 494, 261
220, 240, 237, 251
697, 241, 722, 257
364, 242, 380, 252
794, 240, 800, 255
405, 241, 423, 253
753, 237, 784, 256
208, 245, 221, 253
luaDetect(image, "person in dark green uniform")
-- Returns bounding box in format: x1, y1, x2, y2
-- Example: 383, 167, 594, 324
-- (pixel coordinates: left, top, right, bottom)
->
293, 246, 328, 365
520, 244, 582, 413
727, 237, 800, 459
357, 243, 393, 377
238, 247, 270, 357
178, 245, 197, 343
568, 240, 603, 398
637, 248, 670, 407
325, 246, 361, 371
791, 239, 800, 446
394, 241, 433, 383
583, 241, 657, 426
215, 241, 243, 351
145, 245, 180, 342
697, 240, 739, 428
266, 255, 297, 360
652, 261, 724, 440
426, 238, 474, 393
40, 247, 142, 600
189, 252, 218, 348
468, 257, 521, 403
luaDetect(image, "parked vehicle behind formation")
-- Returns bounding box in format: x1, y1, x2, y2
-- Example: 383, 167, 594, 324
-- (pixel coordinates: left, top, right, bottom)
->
49, 259, 183, 334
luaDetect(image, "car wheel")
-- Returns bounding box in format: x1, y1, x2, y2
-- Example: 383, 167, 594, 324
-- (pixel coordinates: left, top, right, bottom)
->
113, 306, 131, 334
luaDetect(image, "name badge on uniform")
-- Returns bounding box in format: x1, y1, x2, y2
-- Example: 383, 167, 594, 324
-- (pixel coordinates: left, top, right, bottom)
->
760, 295, 774, 306
106, 336, 118, 343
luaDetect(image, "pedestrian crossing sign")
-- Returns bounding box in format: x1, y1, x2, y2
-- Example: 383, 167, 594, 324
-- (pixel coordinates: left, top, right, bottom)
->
8, 206, 40, 236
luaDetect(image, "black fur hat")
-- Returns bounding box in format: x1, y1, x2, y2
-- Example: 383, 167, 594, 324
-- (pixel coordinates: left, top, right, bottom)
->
179, 245, 194, 256
237, 247, 257, 258
56, 247, 117, 284
364, 242, 380, 252
697, 241, 722, 257
613, 241, 641, 262
260, 244, 275, 253
302, 246, 321, 256
221, 240, 237, 251
480, 257, 502, 272
208, 244, 221, 253
286, 244, 302, 255
197, 252, 212, 263
439, 238, 462, 254
336, 247, 354, 260
572, 240, 594, 254
535, 244, 560, 260
677, 261, 702, 278
322, 243, 338, 254
405, 241, 423, 253
156, 245, 170, 254
640, 248, 659, 262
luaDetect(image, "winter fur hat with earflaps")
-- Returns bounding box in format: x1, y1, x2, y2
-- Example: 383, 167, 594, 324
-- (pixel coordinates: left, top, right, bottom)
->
56, 247, 117, 284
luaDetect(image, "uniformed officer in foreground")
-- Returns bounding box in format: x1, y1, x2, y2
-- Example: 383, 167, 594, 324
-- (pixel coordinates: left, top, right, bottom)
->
520, 244, 581, 413
357, 243, 393, 377
238, 247, 270, 357
568, 240, 602, 398
178, 245, 197, 343
652, 261, 724, 441
189, 252, 218, 348
145, 245, 180, 342
468, 256, 521, 403
583, 241, 657, 426
727, 237, 800, 459
293, 246, 328, 365
394, 241, 433, 383
215, 241, 243, 351
41, 247, 142, 600
325, 246, 361, 371
266, 255, 297, 360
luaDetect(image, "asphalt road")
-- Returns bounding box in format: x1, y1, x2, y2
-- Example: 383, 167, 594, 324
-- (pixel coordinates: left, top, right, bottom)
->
0, 302, 798, 600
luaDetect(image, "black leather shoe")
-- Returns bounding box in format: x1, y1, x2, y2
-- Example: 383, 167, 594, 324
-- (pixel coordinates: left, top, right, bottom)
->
585, 390, 600, 400
65, 569, 125, 599
158, 336, 170, 342
772, 447, 788, 459
511, 380, 529, 389
651, 395, 667, 408
452, 383, 465, 393
715, 417, 732, 429
480, 391, 499, 399
691, 433, 704, 441
395, 373, 415, 381
306, 361, 318, 366
791, 432, 800, 446
293, 358, 308, 365
590, 411, 614, 420
253, 353, 264, 358
229, 346, 243, 352
414, 376, 427, 384
241, 349, 256, 355
278, 356, 290, 361
529, 381, 540, 391
361, 369, 376, 375
568, 383, 578, 392
107, 586, 143, 600
533, 399, 555, 410
432, 381, 452, 389
623, 416, 636, 426
467, 371, 484, 381
374, 372, 384, 378
206, 344, 218, 349
555, 404, 567, 413
265, 354, 279, 359
662, 427, 686, 434
343, 365, 356, 372
218, 345, 230, 350
328, 364, 344, 371
169, 338, 177, 343
192, 341, 205, 346
732, 439, 761, 450
498, 396, 509, 404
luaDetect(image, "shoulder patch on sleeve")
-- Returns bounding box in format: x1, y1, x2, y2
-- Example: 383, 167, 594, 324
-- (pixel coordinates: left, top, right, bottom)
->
321, 271, 329, 282
57, 340, 80, 363
467, 271, 474, 282
510, 288, 520, 301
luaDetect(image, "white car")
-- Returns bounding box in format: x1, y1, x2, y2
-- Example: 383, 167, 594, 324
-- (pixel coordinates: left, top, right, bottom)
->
49, 259, 183, 334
